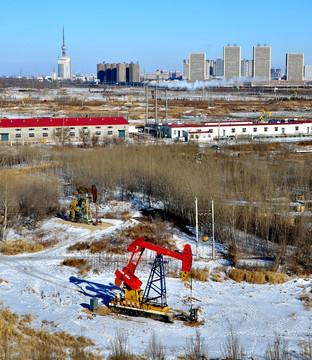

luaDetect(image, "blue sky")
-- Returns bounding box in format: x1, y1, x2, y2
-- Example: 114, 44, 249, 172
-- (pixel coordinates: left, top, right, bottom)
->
0, 0, 311, 76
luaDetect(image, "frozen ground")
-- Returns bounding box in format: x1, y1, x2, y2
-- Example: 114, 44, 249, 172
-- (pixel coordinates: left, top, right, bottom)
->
0, 200, 311, 359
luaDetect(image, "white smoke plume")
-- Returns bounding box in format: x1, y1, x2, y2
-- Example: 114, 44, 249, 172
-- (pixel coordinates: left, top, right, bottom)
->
151, 77, 265, 90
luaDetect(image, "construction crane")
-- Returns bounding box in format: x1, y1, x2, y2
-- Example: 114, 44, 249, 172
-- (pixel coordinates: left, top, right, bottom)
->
124, 95, 133, 106
69, 185, 98, 224
110, 237, 192, 322
259, 110, 271, 122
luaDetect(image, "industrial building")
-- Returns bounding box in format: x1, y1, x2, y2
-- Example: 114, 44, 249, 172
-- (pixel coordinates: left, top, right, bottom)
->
286, 53, 304, 81
253, 46, 271, 80
162, 119, 312, 142
97, 62, 140, 84
189, 53, 206, 81
57, 27, 71, 80
223, 46, 241, 80
0, 117, 129, 142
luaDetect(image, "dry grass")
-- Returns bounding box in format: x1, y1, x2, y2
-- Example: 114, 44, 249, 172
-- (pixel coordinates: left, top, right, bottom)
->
62, 258, 88, 268
228, 269, 288, 284
61, 258, 91, 277
118, 219, 175, 250
0, 239, 58, 255
67, 241, 91, 252
211, 272, 222, 282
0, 305, 101, 359
300, 294, 312, 310
190, 267, 210, 282
67, 237, 124, 255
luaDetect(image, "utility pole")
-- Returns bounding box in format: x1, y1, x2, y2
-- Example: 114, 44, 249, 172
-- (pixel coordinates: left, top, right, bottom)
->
195, 197, 199, 260
212, 199, 215, 260
145, 85, 148, 126
155, 86, 158, 125
165, 88, 168, 122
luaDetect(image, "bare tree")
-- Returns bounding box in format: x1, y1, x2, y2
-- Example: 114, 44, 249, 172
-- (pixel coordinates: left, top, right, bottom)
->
107, 329, 134, 360
265, 333, 291, 360
183, 329, 208, 360
221, 326, 244, 360
55, 126, 70, 145
0, 171, 17, 242
145, 331, 165, 360
79, 129, 90, 148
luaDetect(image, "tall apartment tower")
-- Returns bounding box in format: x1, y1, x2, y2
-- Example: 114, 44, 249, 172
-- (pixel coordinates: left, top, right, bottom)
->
304, 65, 312, 81
286, 53, 304, 81
241, 60, 253, 77
215, 59, 224, 77
189, 53, 206, 81
57, 27, 71, 80
183, 60, 189, 80
253, 46, 271, 80
223, 46, 241, 80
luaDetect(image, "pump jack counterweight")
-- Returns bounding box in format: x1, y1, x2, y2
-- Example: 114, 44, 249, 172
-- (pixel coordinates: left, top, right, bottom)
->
109, 237, 192, 322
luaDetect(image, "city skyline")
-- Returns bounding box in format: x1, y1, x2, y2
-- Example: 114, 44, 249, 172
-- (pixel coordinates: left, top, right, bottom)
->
1, 0, 312, 76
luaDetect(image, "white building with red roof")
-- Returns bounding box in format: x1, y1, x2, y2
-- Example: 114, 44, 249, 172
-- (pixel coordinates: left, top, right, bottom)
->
0, 117, 129, 142
162, 119, 312, 142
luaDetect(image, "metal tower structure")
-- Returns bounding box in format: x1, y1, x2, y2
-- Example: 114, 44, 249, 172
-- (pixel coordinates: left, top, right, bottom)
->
62, 26, 66, 57
142, 254, 168, 307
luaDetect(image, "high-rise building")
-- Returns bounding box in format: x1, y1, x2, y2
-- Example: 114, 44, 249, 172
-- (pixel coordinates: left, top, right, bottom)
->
215, 59, 224, 77
206, 60, 215, 79
241, 60, 253, 78
183, 60, 189, 80
271, 68, 282, 80
223, 46, 241, 80
189, 53, 206, 81
57, 27, 71, 80
304, 65, 312, 81
286, 53, 304, 81
253, 46, 271, 80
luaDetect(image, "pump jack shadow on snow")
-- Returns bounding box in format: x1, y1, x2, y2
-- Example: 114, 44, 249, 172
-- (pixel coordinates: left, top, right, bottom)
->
69, 276, 119, 308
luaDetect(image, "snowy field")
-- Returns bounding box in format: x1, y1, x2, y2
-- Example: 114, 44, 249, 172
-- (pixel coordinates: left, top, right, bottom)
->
0, 200, 311, 359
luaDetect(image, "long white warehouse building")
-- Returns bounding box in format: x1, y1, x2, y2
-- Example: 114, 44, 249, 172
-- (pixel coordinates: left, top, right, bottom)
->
162, 119, 312, 142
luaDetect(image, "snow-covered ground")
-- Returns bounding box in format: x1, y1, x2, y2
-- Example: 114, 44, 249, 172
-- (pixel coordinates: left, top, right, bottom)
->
0, 200, 312, 359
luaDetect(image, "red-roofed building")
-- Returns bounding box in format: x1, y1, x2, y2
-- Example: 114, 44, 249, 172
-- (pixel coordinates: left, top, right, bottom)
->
162, 120, 312, 142
0, 117, 130, 142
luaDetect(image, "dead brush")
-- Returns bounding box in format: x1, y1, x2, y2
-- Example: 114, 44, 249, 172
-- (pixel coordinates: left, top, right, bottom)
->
105, 211, 119, 219
0, 239, 58, 255
300, 293, 312, 310
67, 241, 91, 252
62, 258, 92, 278
121, 211, 132, 220
228, 269, 288, 284
211, 271, 222, 282
1, 241, 44, 255
190, 267, 210, 282
62, 258, 88, 268
0, 304, 98, 360
118, 219, 175, 250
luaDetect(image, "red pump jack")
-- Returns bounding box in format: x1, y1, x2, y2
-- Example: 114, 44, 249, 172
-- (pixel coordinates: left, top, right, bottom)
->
109, 237, 192, 322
